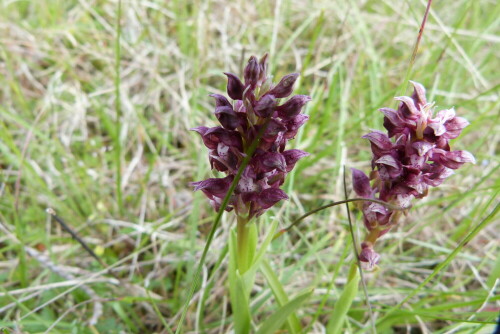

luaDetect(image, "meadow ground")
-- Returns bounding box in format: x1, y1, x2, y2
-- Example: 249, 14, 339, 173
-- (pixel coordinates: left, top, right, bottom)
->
0, 0, 499, 333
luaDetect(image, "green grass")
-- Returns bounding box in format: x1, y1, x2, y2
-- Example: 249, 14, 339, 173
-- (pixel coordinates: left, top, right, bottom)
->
0, 0, 499, 333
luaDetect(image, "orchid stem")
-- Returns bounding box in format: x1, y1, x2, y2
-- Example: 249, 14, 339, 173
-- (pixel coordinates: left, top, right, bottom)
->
236, 216, 251, 274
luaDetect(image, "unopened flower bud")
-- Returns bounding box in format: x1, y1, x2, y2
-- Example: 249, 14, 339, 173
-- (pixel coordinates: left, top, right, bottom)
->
244, 56, 261, 87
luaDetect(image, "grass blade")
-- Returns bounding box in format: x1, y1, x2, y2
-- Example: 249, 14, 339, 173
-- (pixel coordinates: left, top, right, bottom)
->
255, 290, 312, 334
261, 259, 302, 334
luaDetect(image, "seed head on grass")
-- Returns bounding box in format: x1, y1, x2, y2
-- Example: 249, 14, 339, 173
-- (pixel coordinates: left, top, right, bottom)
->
352, 81, 475, 268
191, 54, 310, 219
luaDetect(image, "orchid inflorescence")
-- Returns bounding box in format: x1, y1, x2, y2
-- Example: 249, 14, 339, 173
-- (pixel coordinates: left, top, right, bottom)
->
190, 54, 310, 220
352, 81, 475, 268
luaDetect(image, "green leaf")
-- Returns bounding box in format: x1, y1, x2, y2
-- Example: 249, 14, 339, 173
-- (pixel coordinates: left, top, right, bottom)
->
261, 259, 302, 334
326, 268, 360, 334
256, 290, 313, 334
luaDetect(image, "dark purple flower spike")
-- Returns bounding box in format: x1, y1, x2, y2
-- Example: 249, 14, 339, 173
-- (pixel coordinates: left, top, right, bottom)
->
191, 54, 310, 219
353, 81, 475, 268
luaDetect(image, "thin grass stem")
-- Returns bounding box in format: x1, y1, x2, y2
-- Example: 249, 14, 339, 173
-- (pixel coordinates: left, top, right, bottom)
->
114, 0, 123, 214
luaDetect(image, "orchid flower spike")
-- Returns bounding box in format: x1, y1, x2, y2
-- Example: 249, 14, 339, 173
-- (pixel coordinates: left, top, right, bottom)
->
191, 54, 310, 219
353, 81, 475, 268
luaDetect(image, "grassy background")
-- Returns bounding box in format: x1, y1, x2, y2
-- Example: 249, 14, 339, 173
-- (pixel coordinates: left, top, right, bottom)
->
0, 0, 499, 333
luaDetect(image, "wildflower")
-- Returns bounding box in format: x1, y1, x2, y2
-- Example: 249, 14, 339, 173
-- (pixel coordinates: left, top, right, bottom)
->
353, 81, 475, 268
191, 54, 310, 219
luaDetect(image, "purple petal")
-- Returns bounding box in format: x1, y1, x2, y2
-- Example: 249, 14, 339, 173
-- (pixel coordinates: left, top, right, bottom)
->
224, 72, 245, 100
284, 114, 309, 139
253, 152, 287, 173
276, 95, 311, 120
262, 118, 287, 141
237, 175, 258, 193
254, 95, 277, 118
362, 131, 393, 155
380, 108, 405, 137
204, 127, 243, 151
282, 149, 309, 172
376, 154, 403, 180
258, 53, 269, 83
423, 166, 454, 187
375, 154, 400, 169
427, 122, 447, 136
359, 243, 380, 269
443, 116, 469, 139
214, 106, 239, 130
395, 96, 420, 118
351, 168, 372, 198
409, 81, 427, 107
267, 73, 299, 98
190, 175, 234, 198
210, 94, 232, 108
256, 188, 288, 210
190, 126, 209, 136
395, 194, 414, 209
432, 149, 476, 169
412, 141, 435, 156
244, 56, 261, 87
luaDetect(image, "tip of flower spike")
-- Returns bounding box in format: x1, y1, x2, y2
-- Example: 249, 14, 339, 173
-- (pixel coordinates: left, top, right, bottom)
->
244, 56, 261, 86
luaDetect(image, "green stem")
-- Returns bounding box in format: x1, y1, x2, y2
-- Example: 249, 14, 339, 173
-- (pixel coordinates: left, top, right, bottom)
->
236, 215, 251, 274
114, 0, 123, 215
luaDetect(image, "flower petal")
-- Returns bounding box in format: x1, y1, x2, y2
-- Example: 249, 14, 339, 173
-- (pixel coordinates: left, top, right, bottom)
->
224, 72, 245, 100
395, 96, 420, 118
267, 73, 299, 98
256, 188, 288, 210
282, 149, 309, 172
432, 149, 476, 169
254, 94, 277, 118
244, 56, 261, 87
409, 81, 427, 107
363, 131, 393, 158
190, 175, 234, 198
284, 114, 309, 139
214, 106, 239, 130
253, 152, 287, 173
444, 116, 469, 139
276, 95, 311, 120
412, 141, 435, 156
351, 168, 372, 198
209, 94, 232, 108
